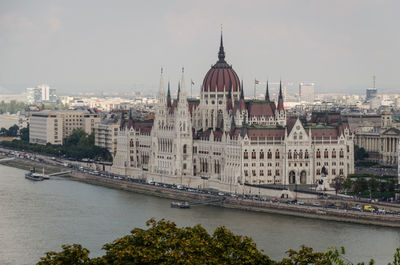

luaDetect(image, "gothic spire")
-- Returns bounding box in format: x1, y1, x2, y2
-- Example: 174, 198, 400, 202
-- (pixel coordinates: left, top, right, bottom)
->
177, 81, 181, 101
167, 81, 172, 107
277, 80, 284, 111
265, 80, 270, 102
218, 29, 225, 62
158, 67, 164, 95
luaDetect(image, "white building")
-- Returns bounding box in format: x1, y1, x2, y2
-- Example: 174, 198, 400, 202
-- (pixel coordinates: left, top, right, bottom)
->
95, 119, 120, 156
26, 84, 57, 104
29, 109, 100, 145
111, 35, 355, 194
299, 82, 315, 103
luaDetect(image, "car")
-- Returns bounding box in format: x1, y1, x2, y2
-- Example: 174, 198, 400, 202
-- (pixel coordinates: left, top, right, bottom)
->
297, 201, 305, 205
313, 202, 320, 207
327, 203, 336, 208
177, 185, 184, 190
218, 192, 225, 196
271, 198, 279, 203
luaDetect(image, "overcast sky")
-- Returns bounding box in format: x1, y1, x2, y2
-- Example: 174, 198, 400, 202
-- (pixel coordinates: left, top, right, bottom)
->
0, 0, 399, 95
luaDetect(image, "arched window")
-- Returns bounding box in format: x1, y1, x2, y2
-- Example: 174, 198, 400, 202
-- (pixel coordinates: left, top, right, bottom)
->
293, 133, 297, 140
332, 149, 336, 158
324, 149, 329, 158
260, 150, 264, 159
293, 150, 298, 159
299, 150, 303, 159
299, 133, 303, 140
287, 150, 292, 159
130, 139, 134, 147
183, 144, 187, 154
316, 149, 321, 158
305, 150, 309, 159
244, 150, 248, 159
316, 169, 321, 175
267, 150, 272, 159
252, 150, 256, 159
339, 149, 344, 158
275, 149, 280, 159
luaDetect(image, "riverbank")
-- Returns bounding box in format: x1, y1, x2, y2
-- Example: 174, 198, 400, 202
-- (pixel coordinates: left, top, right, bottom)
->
2, 157, 400, 228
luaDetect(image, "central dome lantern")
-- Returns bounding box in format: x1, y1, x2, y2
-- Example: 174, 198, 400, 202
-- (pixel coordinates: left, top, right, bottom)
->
202, 33, 240, 94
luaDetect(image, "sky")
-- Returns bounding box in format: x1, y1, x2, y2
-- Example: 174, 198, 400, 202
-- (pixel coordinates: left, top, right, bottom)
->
0, 0, 399, 95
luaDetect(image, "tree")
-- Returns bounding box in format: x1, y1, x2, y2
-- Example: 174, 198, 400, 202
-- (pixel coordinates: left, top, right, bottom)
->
36, 219, 390, 265
368, 177, 379, 193
37, 244, 91, 265
7, 124, 19, 137
353, 178, 368, 196
20, 126, 29, 142
354, 146, 369, 161
332, 175, 345, 195
65, 128, 87, 146
342, 178, 354, 194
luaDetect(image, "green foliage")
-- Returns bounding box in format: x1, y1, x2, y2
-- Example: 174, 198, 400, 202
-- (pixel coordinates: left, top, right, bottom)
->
36, 219, 398, 265
0, 124, 20, 137
20, 126, 29, 142
0, 100, 27, 114
37, 244, 91, 265
354, 146, 369, 161
1, 136, 112, 162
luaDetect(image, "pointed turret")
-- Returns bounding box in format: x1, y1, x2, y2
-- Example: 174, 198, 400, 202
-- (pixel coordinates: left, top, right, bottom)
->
265, 80, 270, 102
218, 29, 225, 62
226, 85, 233, 111
167, 81, 172, 108
239, 80, 246, 111
177, 82, 181, 101
277, 80, 284, 111
158, 67, 164, 95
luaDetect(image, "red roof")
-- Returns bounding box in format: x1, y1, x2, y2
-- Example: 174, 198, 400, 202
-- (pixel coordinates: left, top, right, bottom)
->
248, 101, 275, 118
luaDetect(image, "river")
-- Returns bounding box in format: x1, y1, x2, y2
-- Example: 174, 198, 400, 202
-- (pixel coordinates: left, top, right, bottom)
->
0, 164, 399, 265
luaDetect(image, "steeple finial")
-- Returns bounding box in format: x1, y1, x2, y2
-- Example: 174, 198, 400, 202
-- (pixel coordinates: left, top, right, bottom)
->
218, 28, 225, 62
177, 81, 181, 101
279, 80, 283, 99
265, 79, 270, 102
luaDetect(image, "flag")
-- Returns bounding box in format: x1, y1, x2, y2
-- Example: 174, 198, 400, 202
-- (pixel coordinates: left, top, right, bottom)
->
255, 79, 259, 84
191, 79, 195, 85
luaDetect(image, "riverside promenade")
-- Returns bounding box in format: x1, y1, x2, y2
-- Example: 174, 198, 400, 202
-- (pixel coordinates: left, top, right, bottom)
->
1, 150, 400, 228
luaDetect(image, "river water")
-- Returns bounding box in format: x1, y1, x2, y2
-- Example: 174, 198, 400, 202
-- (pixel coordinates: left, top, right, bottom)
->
0, 164, 399, 265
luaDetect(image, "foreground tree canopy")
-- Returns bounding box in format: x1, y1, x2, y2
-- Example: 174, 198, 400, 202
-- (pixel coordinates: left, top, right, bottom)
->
37, 219, 400, 265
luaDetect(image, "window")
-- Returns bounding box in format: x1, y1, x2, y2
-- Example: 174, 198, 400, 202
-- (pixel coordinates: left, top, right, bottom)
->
244, 170, 248, 176
293, 150, 298, 159
316, 149, 321, 158
260, 170, 264, 176
339, 149, 344, 158
275, 150, 280, 159
332, 169, 336, 175
304, 150, 309, 159
299, 133, 303, 140
252, 150, 256, 159
260, 150, 264, 159
332, 149, 336, 158
324, 149, 329, 158
267, 150, 272, 159
275, 169, 280, 176
339, 168, 344, 175
183, 144, 187, 154
268, 170, 272, 176
293, 133, 297, 140
288, 150, 292, 159
252, 170, 256, 176
316, 169, 321, 175
244, 150, 248, 159
130, 139, 134, 147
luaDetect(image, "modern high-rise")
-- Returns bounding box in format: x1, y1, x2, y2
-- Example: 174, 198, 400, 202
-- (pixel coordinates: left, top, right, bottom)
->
26, 84, 57, 104
299, 82, 315, 103
366, 88, 377, 101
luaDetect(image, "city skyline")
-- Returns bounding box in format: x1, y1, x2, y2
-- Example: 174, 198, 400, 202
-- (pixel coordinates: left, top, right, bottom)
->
1, 1, 399, 95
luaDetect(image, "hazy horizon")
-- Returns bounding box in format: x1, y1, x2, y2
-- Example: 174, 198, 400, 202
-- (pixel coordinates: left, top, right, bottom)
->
1, 0, 399, 95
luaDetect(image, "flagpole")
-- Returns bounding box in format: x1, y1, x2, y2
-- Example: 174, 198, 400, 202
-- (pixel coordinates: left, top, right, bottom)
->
191, 79, 193, 98
254, 78, 256, 99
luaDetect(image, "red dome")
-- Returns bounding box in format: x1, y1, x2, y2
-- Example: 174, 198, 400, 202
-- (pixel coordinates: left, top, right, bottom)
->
202, 34, 240, 93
